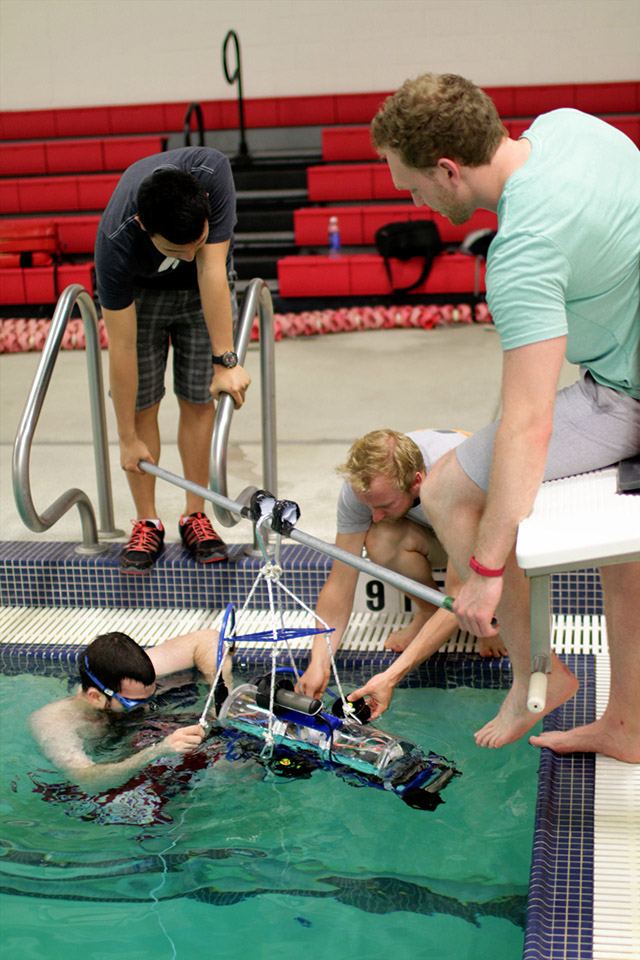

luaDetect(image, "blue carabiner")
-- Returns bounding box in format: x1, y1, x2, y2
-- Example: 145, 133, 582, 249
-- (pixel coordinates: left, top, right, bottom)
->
217, 602, 236, 667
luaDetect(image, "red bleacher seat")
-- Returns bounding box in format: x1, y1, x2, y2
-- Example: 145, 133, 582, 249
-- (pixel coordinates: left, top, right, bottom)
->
294, 207, 365, 246
0, 219, 61, 256
101, 136, 167, 170
0, 141, 47, 176
322, 126, 376, 162
0, 251, 53, 268
56, 216, 101, 254
0, 216, 99, 256
17, 176, 79, 214
277, 252, 485, 298
1, 82, 638, 141
0, 261, 94, 305
307, 163, 399, 202
0, 178, 93, 215
54, 106, 111, 138
293, 205, 498, 247
0, 136, 167, 177
0, 179, 20, 212
334, 92, 391, 124
321, 114, 639, 163
75, 174, 119, 209
575, 82, 639, 113
0, 216, 94, 305
46, 138, 103, 173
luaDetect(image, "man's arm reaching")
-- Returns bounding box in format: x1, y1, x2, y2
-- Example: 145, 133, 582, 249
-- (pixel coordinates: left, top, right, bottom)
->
29, 701, 205, 792
349, 562, 505, 719
148, 628, 220, 682
296, 532, 365, 699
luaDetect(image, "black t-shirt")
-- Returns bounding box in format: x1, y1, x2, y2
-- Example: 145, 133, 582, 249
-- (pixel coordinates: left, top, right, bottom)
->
94, 147, 236, 310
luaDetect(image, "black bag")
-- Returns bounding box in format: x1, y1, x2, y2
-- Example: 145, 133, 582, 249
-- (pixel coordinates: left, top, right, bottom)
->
375, 220, 442, 293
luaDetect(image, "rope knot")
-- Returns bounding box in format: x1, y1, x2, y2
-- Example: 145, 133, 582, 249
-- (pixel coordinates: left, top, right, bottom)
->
262, 562, 283, 581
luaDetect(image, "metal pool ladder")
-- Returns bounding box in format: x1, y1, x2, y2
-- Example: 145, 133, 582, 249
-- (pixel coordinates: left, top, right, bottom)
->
12, 284, 120, 554
12, 278, 278, 554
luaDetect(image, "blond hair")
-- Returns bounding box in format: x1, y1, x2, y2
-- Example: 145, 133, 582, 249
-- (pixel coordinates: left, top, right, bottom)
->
370, 73, 507, 170
338, 430, 424, 494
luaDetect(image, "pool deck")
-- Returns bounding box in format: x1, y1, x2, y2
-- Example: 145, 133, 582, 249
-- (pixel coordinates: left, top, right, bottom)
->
1, 321, 638, 959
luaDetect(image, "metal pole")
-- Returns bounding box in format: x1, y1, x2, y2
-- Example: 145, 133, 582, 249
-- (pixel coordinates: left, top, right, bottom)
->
139, 461, 455, 612
79, 289, 123, 538
210, 280, 277, 531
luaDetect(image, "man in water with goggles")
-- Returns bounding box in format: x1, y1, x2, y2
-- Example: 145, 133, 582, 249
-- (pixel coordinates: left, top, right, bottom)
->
29, 629, 221, 791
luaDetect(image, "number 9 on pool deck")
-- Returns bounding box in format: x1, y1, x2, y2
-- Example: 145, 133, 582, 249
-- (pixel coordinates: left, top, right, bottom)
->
353, 573, 414, 615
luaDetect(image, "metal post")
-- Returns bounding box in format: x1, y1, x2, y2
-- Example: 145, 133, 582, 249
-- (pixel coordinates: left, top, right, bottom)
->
210, 280, 277, 556
526, 574, 552, 713
222, 29, 250, 162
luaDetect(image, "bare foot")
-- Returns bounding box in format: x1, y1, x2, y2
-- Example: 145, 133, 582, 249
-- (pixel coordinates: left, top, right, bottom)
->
477, 635, 507, 658
530, 717, 640, 763
474, 657, 579, 749
385, 609, 436, 652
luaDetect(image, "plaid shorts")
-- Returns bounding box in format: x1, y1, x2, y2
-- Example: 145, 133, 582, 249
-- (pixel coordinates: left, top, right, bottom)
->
133, 280, 238, 411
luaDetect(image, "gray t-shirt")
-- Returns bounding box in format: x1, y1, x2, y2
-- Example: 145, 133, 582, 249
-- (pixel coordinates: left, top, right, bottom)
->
95, 147, 236, 310
336, 429, 469, 534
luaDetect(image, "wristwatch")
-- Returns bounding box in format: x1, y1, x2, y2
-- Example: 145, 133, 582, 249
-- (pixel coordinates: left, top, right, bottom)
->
211, 351, 238, 369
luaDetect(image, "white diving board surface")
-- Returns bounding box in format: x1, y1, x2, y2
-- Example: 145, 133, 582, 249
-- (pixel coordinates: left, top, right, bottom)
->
516, 466, 640, 712
517, 466, 640, 573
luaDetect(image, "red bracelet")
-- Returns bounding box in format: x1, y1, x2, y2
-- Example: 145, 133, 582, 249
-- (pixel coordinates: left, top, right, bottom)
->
469, 555, 505, 578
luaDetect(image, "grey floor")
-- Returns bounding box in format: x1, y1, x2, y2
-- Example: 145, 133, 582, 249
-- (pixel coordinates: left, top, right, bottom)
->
0, 318, 579, 549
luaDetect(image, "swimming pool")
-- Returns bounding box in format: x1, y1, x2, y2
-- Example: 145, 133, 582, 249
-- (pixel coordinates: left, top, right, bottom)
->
1, 668, 537, 960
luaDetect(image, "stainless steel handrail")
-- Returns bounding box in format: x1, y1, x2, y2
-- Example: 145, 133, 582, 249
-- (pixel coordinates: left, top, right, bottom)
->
12, 284, 122, 554
210, 279, 277, 528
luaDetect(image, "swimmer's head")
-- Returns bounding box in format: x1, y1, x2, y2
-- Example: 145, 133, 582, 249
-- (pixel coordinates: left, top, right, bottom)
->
80, 632, 156, 710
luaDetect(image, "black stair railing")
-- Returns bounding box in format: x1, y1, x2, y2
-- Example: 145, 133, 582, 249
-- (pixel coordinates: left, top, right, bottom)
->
183, 101, 205, 147
222, 29, 251, 163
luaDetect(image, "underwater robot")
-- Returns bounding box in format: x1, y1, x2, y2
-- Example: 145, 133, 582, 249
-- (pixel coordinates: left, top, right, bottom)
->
216, 675, 460, 811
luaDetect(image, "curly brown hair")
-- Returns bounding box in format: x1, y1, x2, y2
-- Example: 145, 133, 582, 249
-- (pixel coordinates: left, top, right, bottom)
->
370, 73, 507, 170
338, 430, 425, 494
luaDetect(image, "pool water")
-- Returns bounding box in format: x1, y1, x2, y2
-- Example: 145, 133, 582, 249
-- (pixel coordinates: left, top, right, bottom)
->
0, 671, 540, 960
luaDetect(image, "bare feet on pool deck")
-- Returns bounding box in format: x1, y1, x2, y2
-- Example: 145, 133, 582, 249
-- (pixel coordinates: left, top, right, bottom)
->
530, 719, 640, 763
474, 656, 579, 749
384, 610, 436, 652
477, 635, 507, 658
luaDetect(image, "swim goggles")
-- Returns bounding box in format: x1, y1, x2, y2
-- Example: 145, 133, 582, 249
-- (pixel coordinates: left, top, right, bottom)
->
83, 656, 154, 710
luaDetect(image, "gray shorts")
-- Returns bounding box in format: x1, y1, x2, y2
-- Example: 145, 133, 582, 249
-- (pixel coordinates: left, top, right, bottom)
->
133, 280, 238, 411
456, 369, 640, 491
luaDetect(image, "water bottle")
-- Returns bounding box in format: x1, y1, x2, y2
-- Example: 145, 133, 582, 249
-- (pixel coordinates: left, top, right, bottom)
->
328, 215, 341, 257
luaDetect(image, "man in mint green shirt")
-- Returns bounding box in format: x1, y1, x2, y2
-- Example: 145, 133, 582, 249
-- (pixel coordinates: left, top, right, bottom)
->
370, 73, 640, 763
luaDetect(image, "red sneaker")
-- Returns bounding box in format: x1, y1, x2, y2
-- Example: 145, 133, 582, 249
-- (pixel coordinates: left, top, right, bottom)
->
180, 513, 228, 563
119, 520, 165, 574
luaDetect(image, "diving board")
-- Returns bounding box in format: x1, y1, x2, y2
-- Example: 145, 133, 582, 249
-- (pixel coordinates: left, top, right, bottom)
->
516, 465, 640, 711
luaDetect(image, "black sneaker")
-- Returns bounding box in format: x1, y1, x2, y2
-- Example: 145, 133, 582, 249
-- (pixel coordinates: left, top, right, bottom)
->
119, 520, 165, 574
180, 513, 228, 563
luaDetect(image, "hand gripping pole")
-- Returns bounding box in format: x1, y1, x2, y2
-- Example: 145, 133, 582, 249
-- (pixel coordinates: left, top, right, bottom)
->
138, 464, 459, 614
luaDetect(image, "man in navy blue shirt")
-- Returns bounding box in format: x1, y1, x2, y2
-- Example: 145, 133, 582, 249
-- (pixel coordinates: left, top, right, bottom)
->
95, 147, 250, 573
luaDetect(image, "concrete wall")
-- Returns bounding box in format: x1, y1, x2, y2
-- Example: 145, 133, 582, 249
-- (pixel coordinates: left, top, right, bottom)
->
1, 0, 639, 112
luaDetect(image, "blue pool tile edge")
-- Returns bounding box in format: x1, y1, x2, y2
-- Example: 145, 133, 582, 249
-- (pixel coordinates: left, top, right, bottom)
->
0, 643, 513, 689
524, 654, 595, 960
0, 540, 603, 615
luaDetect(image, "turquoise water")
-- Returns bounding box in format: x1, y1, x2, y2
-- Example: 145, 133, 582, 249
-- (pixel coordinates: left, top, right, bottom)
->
0, 672, 540, 960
